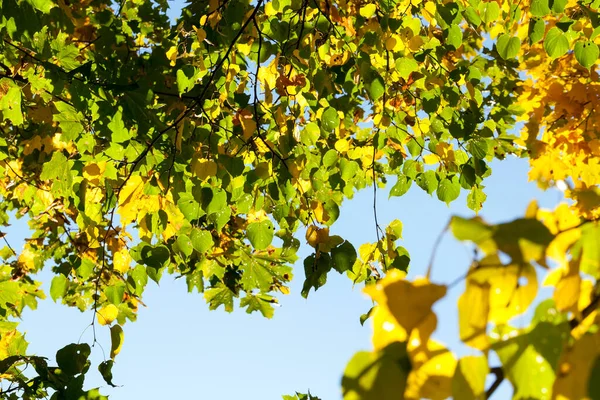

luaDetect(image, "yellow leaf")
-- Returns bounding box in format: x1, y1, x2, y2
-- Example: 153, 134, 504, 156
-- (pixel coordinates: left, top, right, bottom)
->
468, 258, 538, 324
406, 339, 456, 400
305, 225, 329, 248
359, 3, 377, 18
118, 176, 145, 226
423, 154, 440, 165
97, 304, 119, 326
452, 355, 489, 400
554, 259, 581, 311
372, 305, 408, 351
113, 248, 131, 274
166, 46, 178, 67
553, 332, 600, 400
192, 157, 218, 181
365, 273, 446, 333
458, 280, 490, 350
335, 139, 350, 153
82, 161, 107, 186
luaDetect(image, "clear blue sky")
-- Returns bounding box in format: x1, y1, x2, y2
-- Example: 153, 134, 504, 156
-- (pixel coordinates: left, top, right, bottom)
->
11, 156, 561, 399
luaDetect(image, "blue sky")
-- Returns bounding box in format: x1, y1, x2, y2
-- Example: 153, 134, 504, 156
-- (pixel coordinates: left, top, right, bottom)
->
11, 155, 562, 399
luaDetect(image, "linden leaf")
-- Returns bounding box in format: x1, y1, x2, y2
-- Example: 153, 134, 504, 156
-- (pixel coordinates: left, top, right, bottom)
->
56, 343, 91, 376
342, 342, 411, 400
247, 220, 274, 250
359, 4, 377, 18
574, 41, 599, 69
110, 325, 124, 359
364, 271, 446, 332
452, 356, 489, 400
97, 304, 119, 326
497, 34, 521, 59
544, 27, 569, 58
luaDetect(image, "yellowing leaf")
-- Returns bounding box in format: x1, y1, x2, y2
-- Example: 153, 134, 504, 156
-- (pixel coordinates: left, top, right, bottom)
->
192, 157, 218, 181
97, 304, 119, 326
113, 248, 132, 274
359, 4, 377, 18
365, 273, 446, 333
406, 339, 456, 400
118, 176, 145, 226
305, 225, 329, 248
554, 259, 581, 311
458, 280, 490, 350
465, 254, 538, 324
452, 356, 489, 400
372, 305, 408, 351
166, 46, 178, 66
553, 332, 600, 400
110, 325, 124, 359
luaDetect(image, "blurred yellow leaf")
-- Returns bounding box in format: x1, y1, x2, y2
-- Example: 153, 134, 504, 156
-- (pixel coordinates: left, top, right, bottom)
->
553, 333, 600, 400
458, 279, 490, 350
406, 339, 456, 400
365, 272, 446, 333
452, 355, 489, 400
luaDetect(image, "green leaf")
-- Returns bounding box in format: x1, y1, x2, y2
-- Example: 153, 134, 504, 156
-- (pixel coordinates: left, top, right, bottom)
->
552, 0, 567, 13
415, 170, 438, 195
0, 83, 23, 126
574, 41, 599, 68
544, 27, 569, 58
0, 281, 20, 309
204, 283, 235, 312
342, 342, 411, 400
141, 245, 170, 268
56, 343, 91, 376
446, 24, 463, 49
530, 0, 550, 17
464, 6, 481, 26
177, 193, 203, 221
331, 241, 358, 273
395, 57, 418, 80
367, 74, 385, 101
98, 360, 117, 387
176, 66, 198, 95
437, 176, 461, 205
467, 186, 487, 213
389, 175, 412, 198
50, 275, 68, 301
247, 220, 275, 250
468, 138, 488, 159
176, 234, 193, 257
492, 322, 568, 400
321, 107, 340, 132
108, 108, 131, 143
240, 294, 275, 318
497, 34, 521, 59
190, 228, 214, 254
302, 253, 332, 297
484, 2, 500, 24
40, 152, 73, 197
104, 283, 125, 305
25, 0, 55, 13
577, 223, 600, 277
53, 102, 84, 141
241, 251, 293, 292
529, 18, 546, 44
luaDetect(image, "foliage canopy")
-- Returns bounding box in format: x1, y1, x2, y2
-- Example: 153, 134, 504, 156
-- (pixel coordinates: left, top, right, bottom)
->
0, 0, 599, 397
